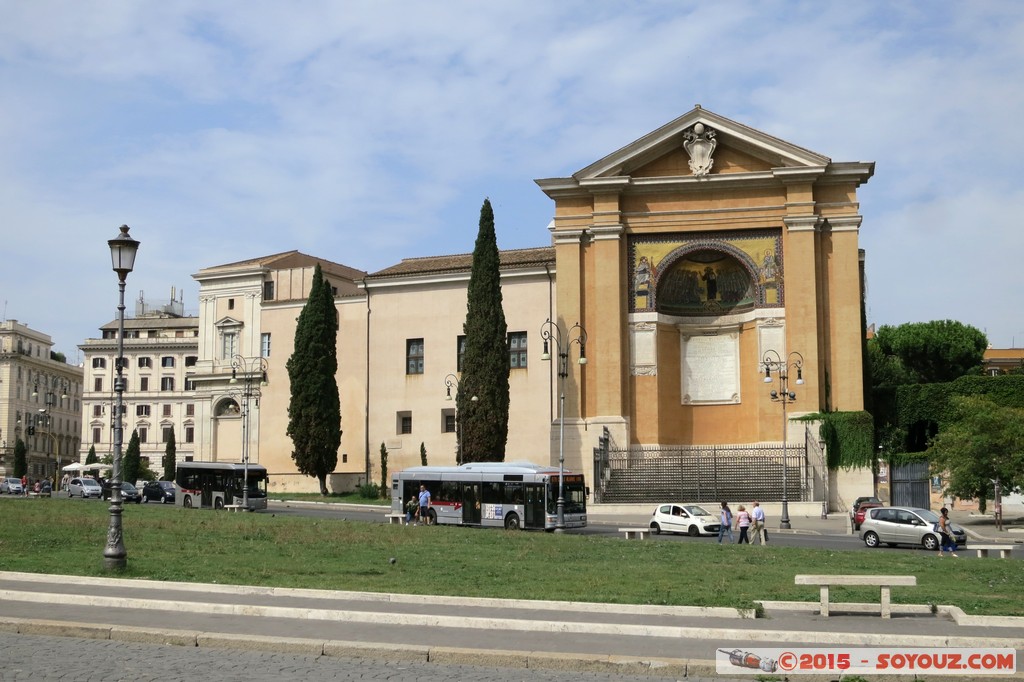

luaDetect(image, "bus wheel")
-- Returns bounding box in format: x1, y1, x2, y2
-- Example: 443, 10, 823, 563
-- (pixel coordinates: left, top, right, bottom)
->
504, 513, 521, 530
214, 498, 224, 510
427, 509, 437, 525
183, 496, 193, 509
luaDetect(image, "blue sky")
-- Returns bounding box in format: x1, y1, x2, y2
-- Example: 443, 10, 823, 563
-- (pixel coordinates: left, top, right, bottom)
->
2, 1, 1023, 359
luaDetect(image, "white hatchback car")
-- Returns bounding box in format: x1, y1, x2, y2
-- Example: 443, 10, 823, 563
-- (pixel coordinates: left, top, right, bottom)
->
68, 477, 103, 498
649, 503, 722, 537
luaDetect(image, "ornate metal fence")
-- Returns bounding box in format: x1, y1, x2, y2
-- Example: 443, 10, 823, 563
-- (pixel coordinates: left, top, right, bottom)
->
598, 441, 809, 504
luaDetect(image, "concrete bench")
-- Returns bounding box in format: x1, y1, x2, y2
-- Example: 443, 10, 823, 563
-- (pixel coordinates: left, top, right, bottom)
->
223, 504, 243, 512
618, 527, 651, 540
972, 545, 1015, 559
795, 574, 916, 619
385, 513, 405, 525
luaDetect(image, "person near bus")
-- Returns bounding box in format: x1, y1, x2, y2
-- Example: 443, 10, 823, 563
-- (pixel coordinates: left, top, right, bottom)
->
417, 485, 431, 525
404, 495, 418, 525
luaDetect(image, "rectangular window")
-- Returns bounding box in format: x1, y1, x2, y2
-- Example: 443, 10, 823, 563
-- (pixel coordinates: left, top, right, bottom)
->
136, 405, 150, 417
457, 335, 467, 372
162, 427, 174, 443
443, 409, 456, 433
140, 377, 149, 392
184, 379, 196, 391
94, 377, 103, 391
397, 411, 412, 435
263, 280, 275, 301
92, 427, 101, 443
138, 427, 148, 443
508, 331, 528, 368
138, 357, 152, 368
222, 332, 237, 359
160, 377, 175, 391
162, 404, 172, 417
186, 404, 195, 417
161, 356, 175, 368
93, 405, 103, 417
261, 333, 272, 358
406, 339, 424, 375
228, 298, 235, 310
184, 356, 197, 367
185, 426, 194, 444
92, 357, 107, 369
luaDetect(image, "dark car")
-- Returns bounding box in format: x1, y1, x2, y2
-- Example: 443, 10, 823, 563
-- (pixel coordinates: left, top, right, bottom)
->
851, 496, 881, 516
102, 481, 142, 503
141, 480, 176, 504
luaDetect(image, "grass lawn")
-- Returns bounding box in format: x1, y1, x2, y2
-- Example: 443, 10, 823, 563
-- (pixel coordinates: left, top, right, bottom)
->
1, 498, 1020, 616
268, 491, 389, 505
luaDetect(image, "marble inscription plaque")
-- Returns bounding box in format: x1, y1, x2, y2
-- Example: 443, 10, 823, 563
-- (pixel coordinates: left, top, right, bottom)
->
681, 334, 739, 404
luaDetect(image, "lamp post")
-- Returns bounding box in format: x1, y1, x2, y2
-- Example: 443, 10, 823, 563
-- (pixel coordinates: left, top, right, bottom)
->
105, 224, 139, 570
761, 349, 804, 530
444, 374, 477, 465
230, 354, 267, 510
540, 319, 587, 533
32, 380, 69, 489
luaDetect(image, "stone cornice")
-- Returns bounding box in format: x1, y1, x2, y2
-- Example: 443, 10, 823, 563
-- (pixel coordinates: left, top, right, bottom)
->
784, 215, 823, 232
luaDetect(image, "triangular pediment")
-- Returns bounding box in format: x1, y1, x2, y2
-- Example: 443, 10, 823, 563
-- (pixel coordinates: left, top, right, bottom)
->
575, 106, 830, 180
214, 316, 243, 329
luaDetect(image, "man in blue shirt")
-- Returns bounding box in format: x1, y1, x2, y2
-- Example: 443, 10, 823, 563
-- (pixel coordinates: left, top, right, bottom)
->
751, 500, 768, 545
418, 485, 431, 525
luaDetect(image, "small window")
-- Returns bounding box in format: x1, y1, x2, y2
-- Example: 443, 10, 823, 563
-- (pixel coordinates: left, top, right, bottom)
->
92, 358, 107, 369
442, 409, 456, 433
140, 377, 149, 392
457, 335, 467, 372
136, 405, 151, 417
397, 411, 412, 435
148, 330, 158, 338
186, 404, 195, 417
261, 333, 272, 358
406, 339, 424, 375
94, 377, 103, 392
184, 379, 196, 391
138, 427, 148, 443
92, 405, 103, 417
508, 332, 528, 368
263, 280, 275, 301
227, 298, 235, 310
222, 332, 237, 359
184, 356, 197, 367
342, 453, 348, 463
138, 357, 152, 369
162, 427, 174, 443
92, 427, 101, 443
160, 377, 175, 391
162, 404, 172, 417
161, 356, 175, 368
185, 426, 194, 444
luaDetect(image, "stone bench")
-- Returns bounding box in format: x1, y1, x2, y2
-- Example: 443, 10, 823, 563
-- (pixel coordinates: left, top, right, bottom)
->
618, 527, 651, 540
223, 504, 243, 512
971, 545, 1015, 559
385, 513, 405, 525
795, 574, 916, 619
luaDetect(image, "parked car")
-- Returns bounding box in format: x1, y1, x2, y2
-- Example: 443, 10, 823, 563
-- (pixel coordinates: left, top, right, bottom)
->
1, 477, 24, 494
141, 480, 176, 504
860, 506, 967, 551
853, 501, 883, 530
851, 496, 881, 516
649, 503, 722, 536
67, 477, 103, 498
102, 481, 142, 503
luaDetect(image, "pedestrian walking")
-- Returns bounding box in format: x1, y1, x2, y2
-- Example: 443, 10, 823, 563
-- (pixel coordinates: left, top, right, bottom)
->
417, 484, 431, 525
751, 500, 768, 545
937, 507, 958, 557
735, 505, 752, 544
718, 501, 734, 543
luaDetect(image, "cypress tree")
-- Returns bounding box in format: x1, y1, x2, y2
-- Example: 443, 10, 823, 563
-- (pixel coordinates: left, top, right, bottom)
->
459, 198, 509, 462
85, 445, 98, 465
163, 428, 177, 481
13, 438, 27, 478
122, 429, 141, 484
286, 263, 341, 494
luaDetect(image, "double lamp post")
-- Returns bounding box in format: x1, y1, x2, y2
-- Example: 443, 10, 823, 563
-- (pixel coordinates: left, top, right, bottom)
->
540, 319, 587, 533
760, 349, 804, 530
444, 374, 476, 465
230, 354, 268, 510
30, 379, 69, 489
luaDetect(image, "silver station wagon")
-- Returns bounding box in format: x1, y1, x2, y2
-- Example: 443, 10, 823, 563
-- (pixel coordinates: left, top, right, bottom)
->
860, 506, 967, 551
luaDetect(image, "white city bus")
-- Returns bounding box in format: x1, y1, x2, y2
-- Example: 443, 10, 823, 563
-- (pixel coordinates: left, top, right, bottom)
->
391, 461, 587, 530
175, 462, 268, 511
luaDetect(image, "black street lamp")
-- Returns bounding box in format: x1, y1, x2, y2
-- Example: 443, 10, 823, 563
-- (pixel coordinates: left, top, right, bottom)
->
31, 379, 68, 489
540, 318, 587, 533
760, 349, 804, 530
105, 224, 139, 570
229, 354, 268, 510
444, 374, 477, 465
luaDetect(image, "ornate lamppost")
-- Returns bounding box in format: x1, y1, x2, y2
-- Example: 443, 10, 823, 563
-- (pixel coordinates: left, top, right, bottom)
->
105, 224, 139, 570
230, 354, 267, 510
444, 374, 477, 465
32, 379, 69, 489
540, 319, 587, 533
761, 349, 804, 530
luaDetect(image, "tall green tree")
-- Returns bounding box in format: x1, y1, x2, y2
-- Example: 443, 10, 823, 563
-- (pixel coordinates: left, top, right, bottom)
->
85, 445, 98, 465
163, 428, 177, 480
871, 320, 987, 385
13, 438, 27, 478
122, 429, 141, 484
420, 442, 428, 466
459, 198, 509, 462
287, 263, 341, 494
926, 395, 1024, 513
379, 441, 389, 498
